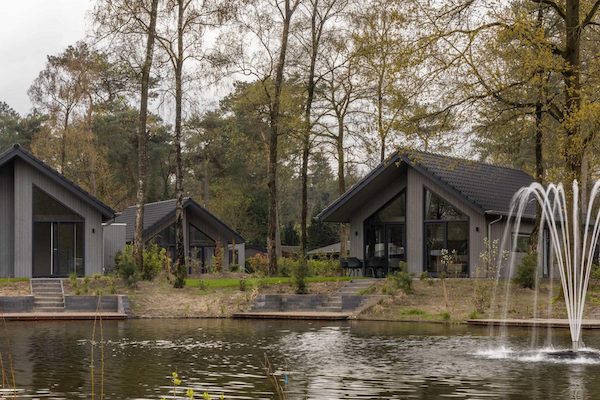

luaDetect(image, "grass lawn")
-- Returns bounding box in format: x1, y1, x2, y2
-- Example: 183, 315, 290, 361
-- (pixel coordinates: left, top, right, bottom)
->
0, 278, 29, 284
185, 275, 358, 289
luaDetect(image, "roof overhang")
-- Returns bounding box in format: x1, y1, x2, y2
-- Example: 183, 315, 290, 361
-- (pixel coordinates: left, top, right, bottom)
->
0, 144, 115, 219
317, 153, 404, 222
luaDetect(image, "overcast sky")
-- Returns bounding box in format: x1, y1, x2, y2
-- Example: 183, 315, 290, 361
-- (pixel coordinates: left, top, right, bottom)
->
0, 0, 93, 115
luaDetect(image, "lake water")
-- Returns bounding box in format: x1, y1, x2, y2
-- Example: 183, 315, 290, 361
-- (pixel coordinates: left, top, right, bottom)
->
2, 318, 600, 399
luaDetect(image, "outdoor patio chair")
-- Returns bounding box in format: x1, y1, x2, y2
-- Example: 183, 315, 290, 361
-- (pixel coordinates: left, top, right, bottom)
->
345, 257, 363, 276
365, 256, 385, 278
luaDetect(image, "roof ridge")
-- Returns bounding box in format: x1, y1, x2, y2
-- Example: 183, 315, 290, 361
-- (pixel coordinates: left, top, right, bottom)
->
401, 148, 531, 174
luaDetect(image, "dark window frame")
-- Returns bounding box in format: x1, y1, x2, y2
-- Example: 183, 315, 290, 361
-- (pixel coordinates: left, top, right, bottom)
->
422, 186, 470, 276
362, 189, 407, 275
31, 185, 86, 277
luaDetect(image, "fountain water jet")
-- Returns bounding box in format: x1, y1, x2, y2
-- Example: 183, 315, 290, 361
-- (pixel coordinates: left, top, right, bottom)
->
502, 180, 600, 352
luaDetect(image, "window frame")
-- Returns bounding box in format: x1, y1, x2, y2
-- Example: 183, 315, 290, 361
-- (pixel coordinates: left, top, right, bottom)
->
422, 186, 470, 276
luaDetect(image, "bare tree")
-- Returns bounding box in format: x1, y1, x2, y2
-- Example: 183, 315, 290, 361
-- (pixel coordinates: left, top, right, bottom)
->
93, 0, 161, 272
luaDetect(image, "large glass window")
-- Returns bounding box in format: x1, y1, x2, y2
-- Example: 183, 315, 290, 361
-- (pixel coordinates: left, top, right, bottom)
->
189, 224, 215, 273
424, 189, 469, 276
32, 187, 84, 277
364, 191, 406, 276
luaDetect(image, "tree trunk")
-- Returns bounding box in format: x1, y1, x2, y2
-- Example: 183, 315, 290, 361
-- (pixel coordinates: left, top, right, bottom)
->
377, 72, 385, 162
174, 0, 186, 287
134, 0, 159, 272
61, 111, 70, 174
564, 0, 582, 184
267, 0, 296, 275
300, 0, 320, 286
337, 121, 348, 259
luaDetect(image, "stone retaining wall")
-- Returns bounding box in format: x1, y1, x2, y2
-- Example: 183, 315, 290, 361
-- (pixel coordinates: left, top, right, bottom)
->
0, 296, 34, 312
251, 294, 366, 312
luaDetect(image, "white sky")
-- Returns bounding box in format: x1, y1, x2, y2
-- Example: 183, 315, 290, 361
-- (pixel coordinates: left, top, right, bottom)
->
0, 0, 93, 115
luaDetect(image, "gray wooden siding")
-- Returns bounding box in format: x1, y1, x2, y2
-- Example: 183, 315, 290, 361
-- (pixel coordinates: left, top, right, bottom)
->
102, 223, 126, 271
13, 159, 104, 277
349, 165, 488, 277
0, 162, 14, 277
348, 167, 407, 260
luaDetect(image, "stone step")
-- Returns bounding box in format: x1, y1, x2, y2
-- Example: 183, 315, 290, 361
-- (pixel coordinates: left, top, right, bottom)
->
34, 299, 64, 305
33, 289, 62, 296
316, 306, 342, 312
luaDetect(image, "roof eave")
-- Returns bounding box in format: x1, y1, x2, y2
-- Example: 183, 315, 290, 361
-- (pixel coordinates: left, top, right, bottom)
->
0, 145, 115, 219
317, 153, 402, 221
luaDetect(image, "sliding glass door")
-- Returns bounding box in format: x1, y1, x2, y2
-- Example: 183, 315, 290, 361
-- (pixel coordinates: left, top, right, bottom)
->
32, 186, 85, 277
33, 222, 84, 277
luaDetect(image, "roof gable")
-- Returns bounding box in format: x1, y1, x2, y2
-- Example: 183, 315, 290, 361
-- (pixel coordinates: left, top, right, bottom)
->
114, 197, 245, 243
0, 144, 115, 219
318, 150, 535, 222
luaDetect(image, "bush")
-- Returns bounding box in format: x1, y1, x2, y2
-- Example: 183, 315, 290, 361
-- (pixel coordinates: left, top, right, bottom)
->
277, 257, 299, 277
239, 278, 247, 292
115, 245, 140, 286
246, 254, 269, 275
307, 258, 339, 277
144, 243, 169, 281
514, 252, 537, 289
473, 282, 490, 313
386, 271, 413, 294
292, 261, 307, 294
115, 243, 170, 285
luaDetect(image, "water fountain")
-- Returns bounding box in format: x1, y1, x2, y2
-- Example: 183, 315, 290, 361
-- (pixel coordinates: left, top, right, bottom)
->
495, 180, 600, 356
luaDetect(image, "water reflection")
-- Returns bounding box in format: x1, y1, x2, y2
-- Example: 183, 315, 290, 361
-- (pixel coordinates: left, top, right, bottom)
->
2, 320, 600, 399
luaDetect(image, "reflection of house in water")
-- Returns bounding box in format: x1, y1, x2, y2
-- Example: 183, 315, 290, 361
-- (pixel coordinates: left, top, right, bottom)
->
318, 150, 542, 277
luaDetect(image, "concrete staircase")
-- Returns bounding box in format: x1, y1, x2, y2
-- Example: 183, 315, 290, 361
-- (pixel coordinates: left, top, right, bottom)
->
316, 279, 378, 312
338, 278, 378, 295
30, 279, 65, 311
316, 294, 343, 312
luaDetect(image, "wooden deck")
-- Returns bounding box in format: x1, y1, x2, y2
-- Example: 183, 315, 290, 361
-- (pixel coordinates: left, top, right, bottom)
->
0, 312, 128, 321
233, 311, 350, 320
468, 318, 600, 329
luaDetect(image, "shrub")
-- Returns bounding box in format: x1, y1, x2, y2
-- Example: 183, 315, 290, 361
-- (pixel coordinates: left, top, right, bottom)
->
239, 278, 247, 292
211, 242, 224, 274
116, 250, 139, 287
473, 282, 491, 313
386, 271, 413, 294
229, 263, 241, 273
514, 252, 537, 289
144, 243, 169, 281
246, 254, 269, 275
592, 264, 600, 281
115, 243, 170, 286
307, 258, 339, 277
277, 257, 299, 277
292, 261, 307, 294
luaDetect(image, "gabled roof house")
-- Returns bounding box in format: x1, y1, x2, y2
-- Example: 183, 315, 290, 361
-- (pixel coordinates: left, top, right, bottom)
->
0, 144, 114, 278
318, 150, 538, 277
114, 197, 245, 272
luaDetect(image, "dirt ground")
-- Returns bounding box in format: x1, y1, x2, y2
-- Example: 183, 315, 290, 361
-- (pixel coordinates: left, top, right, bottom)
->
357, 278, 597, 322
60, 274, 346, 318
0, 280, 30, 296
8, 275, 599, 323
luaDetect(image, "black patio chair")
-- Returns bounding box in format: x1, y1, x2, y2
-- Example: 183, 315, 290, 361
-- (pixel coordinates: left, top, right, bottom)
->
345, 257, 363, 276
365, 256, 385, 278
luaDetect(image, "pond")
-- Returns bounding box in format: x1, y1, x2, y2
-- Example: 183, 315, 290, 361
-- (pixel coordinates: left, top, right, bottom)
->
3, 318, 600, 399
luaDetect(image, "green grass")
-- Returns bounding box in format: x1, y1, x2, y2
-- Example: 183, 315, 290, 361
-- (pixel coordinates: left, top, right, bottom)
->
185, 276, 356, 290
0, 277, 29, 284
